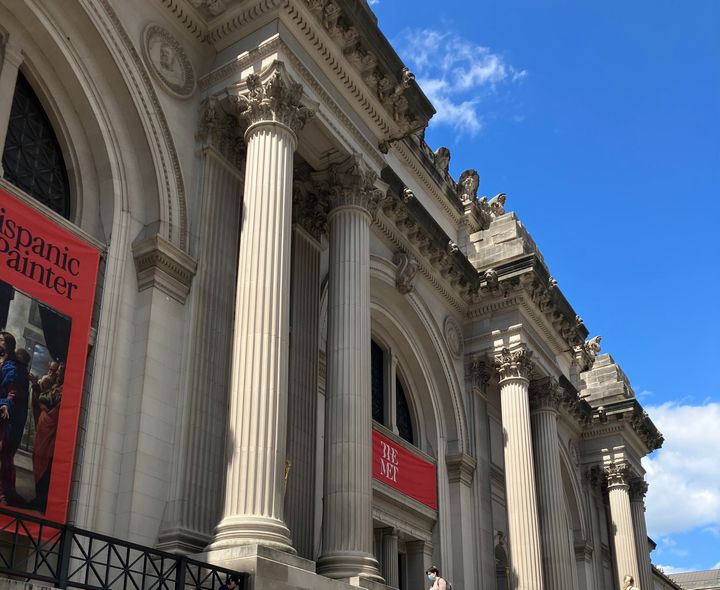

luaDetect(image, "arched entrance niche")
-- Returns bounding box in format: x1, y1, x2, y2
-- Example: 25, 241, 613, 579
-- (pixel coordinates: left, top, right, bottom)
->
0, 0, 193, 543
368, 254, 469, 589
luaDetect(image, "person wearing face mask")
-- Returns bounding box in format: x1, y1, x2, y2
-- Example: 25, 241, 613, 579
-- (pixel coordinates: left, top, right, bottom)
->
425, 566, 449, 589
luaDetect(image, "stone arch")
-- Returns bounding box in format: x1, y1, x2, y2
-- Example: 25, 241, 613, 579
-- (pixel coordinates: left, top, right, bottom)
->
0, 0, 189, 249
369, 255, 469, 458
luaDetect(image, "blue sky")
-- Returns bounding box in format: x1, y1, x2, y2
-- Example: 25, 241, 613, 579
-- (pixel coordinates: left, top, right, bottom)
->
370, 0, 720, 574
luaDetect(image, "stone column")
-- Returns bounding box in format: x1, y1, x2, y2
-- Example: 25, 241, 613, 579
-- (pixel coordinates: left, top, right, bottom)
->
406, 540, 433, 590
210, 62, 314, 553
382, 528, 399, 588
0, 42, 22, 175
606, 463, 640, 589
157, 97, 244, 554
494, 347, 544, 590
317, 155, 383, 581
630, 478, 652, 590
283, 179, 324, 560
530, 378, 574, 590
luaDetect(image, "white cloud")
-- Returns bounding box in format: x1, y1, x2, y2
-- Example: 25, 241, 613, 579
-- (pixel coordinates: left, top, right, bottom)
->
394, 28, 526, 136
643, 402, 720, 538
714, 561, 720, 569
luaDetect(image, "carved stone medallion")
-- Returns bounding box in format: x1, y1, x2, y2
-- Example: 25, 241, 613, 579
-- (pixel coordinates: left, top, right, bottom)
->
142, 24, 196, 99
444, 316, 463, 359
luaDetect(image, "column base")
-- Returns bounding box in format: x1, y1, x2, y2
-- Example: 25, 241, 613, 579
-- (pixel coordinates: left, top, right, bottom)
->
208, 515, 296, 554
317, 551, 383, 582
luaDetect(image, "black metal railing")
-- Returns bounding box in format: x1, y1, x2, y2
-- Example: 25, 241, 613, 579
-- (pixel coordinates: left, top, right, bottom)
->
0, 506, 248, 590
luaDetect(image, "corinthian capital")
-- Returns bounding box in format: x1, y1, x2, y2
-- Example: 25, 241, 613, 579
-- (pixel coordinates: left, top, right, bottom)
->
326, 154, 385, 214
605, 462, 630, 488
529, 377, 563, 412
629, 477, 649, 502
494, 346, 534, 382
228, 61, 316, 135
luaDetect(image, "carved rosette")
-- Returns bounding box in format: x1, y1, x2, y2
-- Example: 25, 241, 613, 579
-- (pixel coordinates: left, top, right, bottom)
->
326, 155, 384, 215
229, 62, 315, 137
605, 462, 631, 489
629, 478, 649, 503
392, 251, 418, 294
443, 316, 463, 359
529, 378, 563, 412
494, 346, 534, 383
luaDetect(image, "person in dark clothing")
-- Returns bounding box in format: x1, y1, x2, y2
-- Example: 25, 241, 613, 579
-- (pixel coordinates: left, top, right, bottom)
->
218, 573, 241, 590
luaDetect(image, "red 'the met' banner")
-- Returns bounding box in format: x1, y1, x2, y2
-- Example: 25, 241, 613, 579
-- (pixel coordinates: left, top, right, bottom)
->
372, 427, 437, 510
0, 187, 99, 524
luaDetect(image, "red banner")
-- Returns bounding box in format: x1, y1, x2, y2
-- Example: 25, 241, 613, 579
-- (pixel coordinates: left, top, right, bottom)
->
372, 428, 437, 510
0, 187, 100, 524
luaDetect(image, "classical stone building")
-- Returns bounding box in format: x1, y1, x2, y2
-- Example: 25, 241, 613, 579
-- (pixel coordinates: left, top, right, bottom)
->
0, 1, 671, 589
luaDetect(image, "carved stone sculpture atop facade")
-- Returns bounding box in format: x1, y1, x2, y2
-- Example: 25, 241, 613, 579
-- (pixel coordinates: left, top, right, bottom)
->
488, 193, 507, 217
228, 62, 315, 135
392, 251, 419, 294
434, 147, 450, 174
495, 346, 534, 382
326, 154, 384, 214
458, 169, 479, 203
529, 377, 563, 412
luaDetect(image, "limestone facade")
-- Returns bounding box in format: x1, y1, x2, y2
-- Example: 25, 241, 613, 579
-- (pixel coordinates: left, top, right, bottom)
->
0, 1, 665, 589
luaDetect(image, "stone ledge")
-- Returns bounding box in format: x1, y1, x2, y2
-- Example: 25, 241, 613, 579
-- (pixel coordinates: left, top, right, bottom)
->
132, 234, 197, 303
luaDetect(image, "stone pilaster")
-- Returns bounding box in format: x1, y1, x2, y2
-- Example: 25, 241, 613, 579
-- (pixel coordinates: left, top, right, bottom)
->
530, 378, 574, 590
495, 346, 544, 590
157, 137, 242, 552
317, 154, 383, 581
210, 62, 314, 553
0, 43, 23, 176
382, 528, 399, 588
630, 478, 652, 590
466, 357, 497, 590
606, 462, 640, 589
406, 540, 433, 590
283, 182, 324, 560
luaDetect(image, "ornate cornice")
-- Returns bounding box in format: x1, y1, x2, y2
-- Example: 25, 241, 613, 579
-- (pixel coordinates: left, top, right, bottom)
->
227, 61, 316, 136
495, 346, 534, 383
583, 399, 664, 453
298, 0, 431, 140
132, 234, 198, 303
573, 335, 602, 373
529, 378, 563, 412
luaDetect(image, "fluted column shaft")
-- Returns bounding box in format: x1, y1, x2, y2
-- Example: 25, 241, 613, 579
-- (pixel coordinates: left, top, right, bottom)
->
495, 348, 544, 590
630, 479, 652, 590
211, 62, 315, 553
606, 464, 640, 589
530, 381, 574, 590
0, 43, 22, 176
318, 155, 382, 581
382, 528, 399, 588
284, 224, 321, 559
